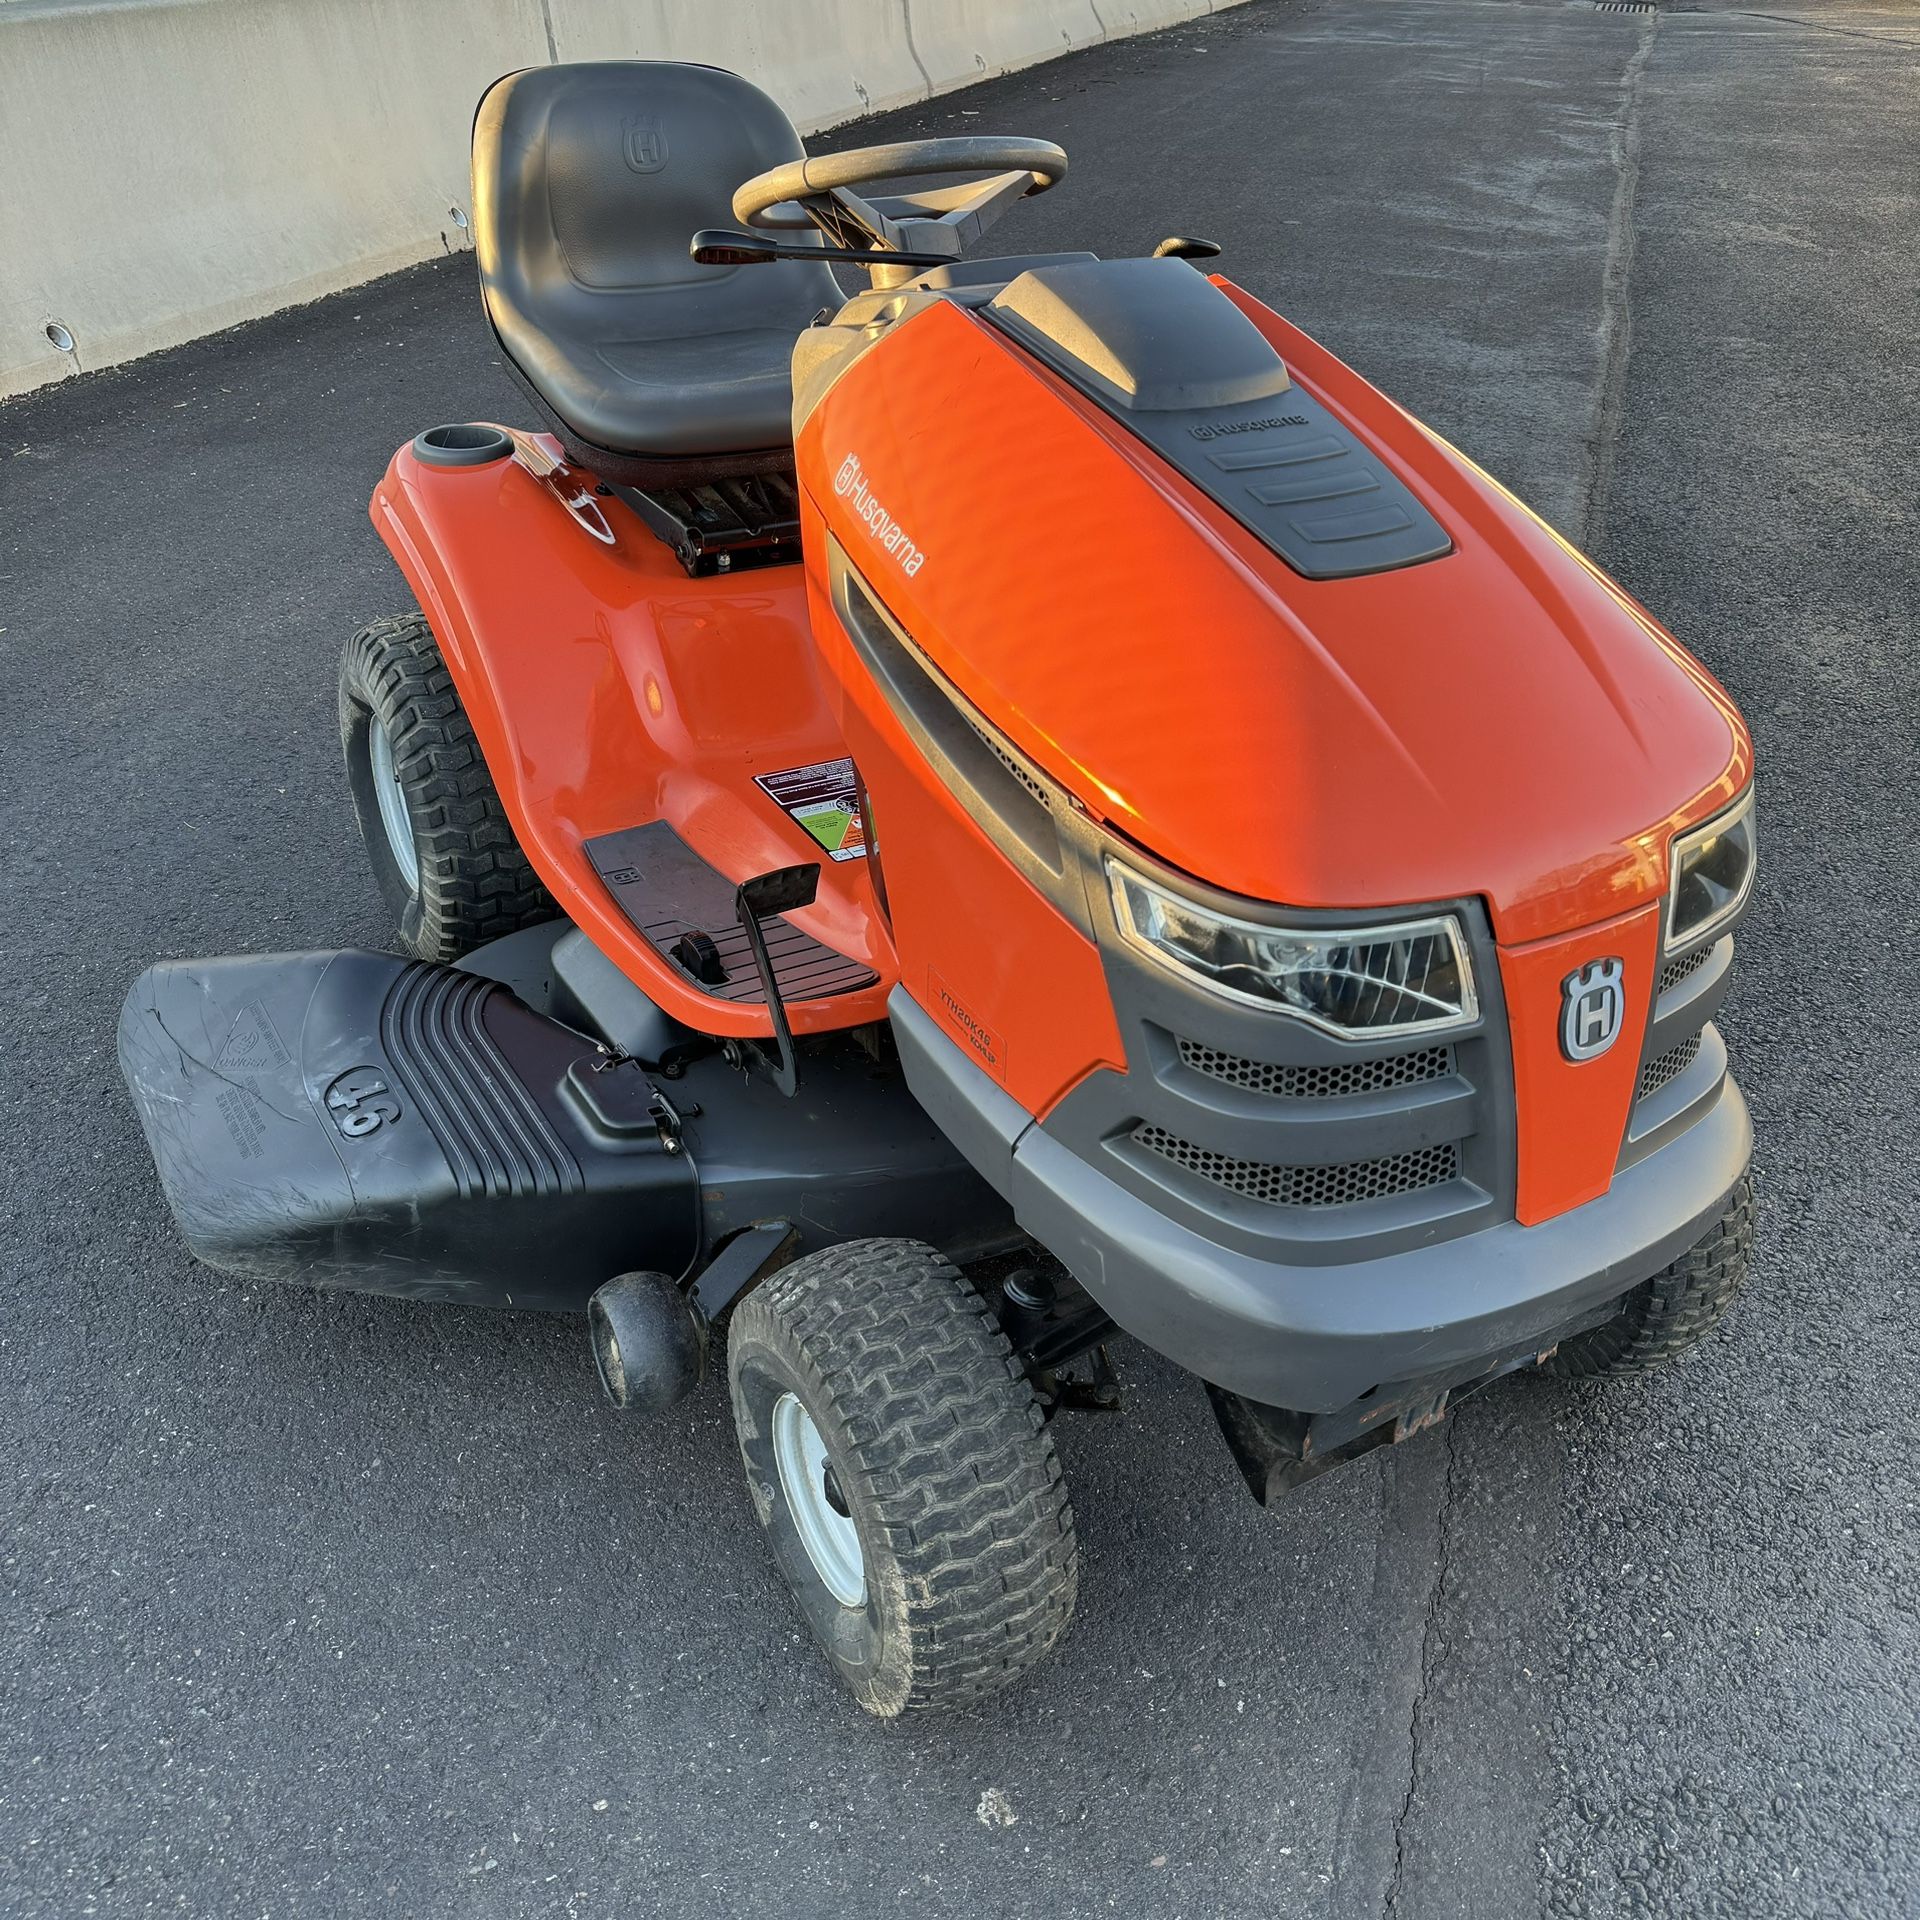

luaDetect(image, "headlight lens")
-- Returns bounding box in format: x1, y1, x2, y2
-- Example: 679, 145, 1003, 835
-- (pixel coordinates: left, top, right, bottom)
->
1107, 862, 1479, 1039
1667, 786, 1756, 953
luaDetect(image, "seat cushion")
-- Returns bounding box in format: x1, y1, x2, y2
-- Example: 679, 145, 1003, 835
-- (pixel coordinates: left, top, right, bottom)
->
472, 62, 843, 463
501, 317, 815, 465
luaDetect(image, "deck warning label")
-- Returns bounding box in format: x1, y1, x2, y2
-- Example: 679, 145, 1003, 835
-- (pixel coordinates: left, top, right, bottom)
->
755, 758, 867, 862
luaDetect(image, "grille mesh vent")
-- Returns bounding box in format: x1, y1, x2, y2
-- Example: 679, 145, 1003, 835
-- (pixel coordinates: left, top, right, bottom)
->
1639, 1032, 1703, 1099
1658, 944, 1715, 998
1133, 1125, 1458, 1209
966, 716, 1051, 810
1177, 1038, 1454, 1100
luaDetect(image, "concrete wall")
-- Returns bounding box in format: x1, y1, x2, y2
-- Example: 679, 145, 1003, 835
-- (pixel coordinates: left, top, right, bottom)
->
0, 0, 1242, 398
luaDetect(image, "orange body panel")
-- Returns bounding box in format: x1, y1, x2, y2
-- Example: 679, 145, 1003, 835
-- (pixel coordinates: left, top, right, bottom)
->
372, 276, 1750, 1228
793, 289, 1749, 947
793, 282, 1753, 1215
370, 438, 893, 1037
1499, 905, 1662, 1223
799, 514, 1127, 1116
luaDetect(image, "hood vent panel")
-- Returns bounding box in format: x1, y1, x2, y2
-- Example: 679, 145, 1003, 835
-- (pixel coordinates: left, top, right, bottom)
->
986, 259, 1452, 582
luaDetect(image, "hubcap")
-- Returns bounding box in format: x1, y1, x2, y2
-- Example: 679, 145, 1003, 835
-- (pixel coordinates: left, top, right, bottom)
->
771, 1391, 865, 1608
368, 716, 420, 891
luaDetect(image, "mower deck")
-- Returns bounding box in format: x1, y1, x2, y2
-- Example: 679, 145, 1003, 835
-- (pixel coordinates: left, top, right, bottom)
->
118, 928, 1014, 1312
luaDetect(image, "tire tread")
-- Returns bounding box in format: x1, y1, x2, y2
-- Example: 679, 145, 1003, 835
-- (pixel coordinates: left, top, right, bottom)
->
1546, 1175, 1754, 1378
729, 1239, 1077, 1716
339, 612, 555, 960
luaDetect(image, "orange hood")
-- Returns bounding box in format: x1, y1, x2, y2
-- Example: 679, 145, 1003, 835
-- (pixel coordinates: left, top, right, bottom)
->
797, 283, 1750, 947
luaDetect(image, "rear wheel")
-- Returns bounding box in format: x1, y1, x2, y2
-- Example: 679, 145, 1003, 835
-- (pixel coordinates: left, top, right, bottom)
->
726, 1239, 1077, 1716
1546, 1174, 1754, 1378
338, 611, 554, 961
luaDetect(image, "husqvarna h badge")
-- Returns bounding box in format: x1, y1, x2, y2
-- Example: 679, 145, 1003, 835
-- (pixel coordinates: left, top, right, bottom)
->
1561, 957, 1626, 1061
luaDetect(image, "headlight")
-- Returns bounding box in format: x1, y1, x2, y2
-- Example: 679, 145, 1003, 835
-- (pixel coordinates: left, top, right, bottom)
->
1667, 786, 1756, 953
1107, 861, 1479, 1039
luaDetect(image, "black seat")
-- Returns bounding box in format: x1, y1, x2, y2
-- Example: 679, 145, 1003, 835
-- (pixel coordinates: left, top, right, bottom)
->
471, 62, 841, 485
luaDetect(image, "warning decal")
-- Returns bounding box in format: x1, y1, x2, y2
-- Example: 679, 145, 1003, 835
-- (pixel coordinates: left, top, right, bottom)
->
754, 758, 868, 862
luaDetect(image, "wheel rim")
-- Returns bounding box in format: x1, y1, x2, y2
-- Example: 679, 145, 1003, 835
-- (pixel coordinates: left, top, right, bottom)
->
771, 1391, 865, 1608
367, 715, 420, 892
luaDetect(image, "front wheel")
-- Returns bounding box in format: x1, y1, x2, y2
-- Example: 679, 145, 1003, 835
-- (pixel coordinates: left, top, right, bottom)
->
338, 611, 554, 962
726, 1239, 1078, 1716
1546, 1174, 1754, 1378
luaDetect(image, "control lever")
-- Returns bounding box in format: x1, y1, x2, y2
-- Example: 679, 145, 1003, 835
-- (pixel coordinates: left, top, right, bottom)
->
691, 227, 952, 271
734, 863, 821, 1098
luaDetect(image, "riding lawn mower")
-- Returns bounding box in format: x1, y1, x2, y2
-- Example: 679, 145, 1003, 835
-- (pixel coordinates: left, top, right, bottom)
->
119, 61, 1758, 1715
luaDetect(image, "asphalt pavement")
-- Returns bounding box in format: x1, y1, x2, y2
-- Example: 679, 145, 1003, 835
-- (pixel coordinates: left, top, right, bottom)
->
4, 2, 1917, 1915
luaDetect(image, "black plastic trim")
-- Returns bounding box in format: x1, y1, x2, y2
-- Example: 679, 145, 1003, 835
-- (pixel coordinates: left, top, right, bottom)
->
829, 546, 1084, 920
1043, 872, 1515, 1268
982, 259, 1453, 581
890, 983, 1752, 1409
1618, 926, 1740, 1172
888, 985, 1030, 1201
412, 422, 514, 468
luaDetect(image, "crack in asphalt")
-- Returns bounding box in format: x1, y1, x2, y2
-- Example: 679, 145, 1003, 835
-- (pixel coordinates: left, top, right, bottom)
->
1381, 26, 1664, 1897
1580, 14, 1659, 555
1382, 1418, 1458, 1916
1725, 9, 1920, 51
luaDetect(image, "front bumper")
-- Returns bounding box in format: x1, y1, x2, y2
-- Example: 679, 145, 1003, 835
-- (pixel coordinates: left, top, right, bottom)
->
892, 987, 1753, 1411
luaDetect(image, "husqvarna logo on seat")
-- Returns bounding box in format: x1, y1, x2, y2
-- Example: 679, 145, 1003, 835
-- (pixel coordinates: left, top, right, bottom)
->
623, 114, 668, 174
835, 453, 926, 578
1561, 957, 1626, 1062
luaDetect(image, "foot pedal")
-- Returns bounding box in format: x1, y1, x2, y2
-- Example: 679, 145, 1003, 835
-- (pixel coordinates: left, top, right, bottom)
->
118, 951, 700, 1308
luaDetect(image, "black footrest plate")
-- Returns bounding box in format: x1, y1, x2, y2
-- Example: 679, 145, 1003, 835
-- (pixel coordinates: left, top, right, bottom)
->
586, 822, 877, 1005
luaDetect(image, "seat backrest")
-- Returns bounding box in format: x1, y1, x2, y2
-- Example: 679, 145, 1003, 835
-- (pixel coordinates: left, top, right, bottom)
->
472, 62, 839, 363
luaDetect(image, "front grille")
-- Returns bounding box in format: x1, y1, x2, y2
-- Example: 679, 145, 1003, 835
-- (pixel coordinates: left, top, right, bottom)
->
1639, 1032, 1703, 1099
1177, 1038, 1454, 1100
966, 715, 1051, 810
1658, 944, 1714, 998
1133, 1124, 1459, 1209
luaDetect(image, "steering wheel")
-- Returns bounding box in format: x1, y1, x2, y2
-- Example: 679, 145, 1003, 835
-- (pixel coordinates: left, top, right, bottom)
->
732, 137, 1068, 260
